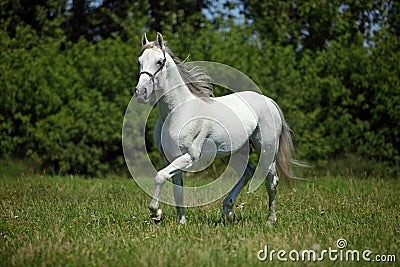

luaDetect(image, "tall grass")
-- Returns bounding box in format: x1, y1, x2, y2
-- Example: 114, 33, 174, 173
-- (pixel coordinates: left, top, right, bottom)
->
1, 171, 399, 266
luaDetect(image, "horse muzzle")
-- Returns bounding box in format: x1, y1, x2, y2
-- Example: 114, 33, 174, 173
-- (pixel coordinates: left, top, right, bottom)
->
134, 87, 149, 104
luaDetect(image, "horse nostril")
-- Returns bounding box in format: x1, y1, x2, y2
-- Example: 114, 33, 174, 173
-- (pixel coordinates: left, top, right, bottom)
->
134, 86, 143, 95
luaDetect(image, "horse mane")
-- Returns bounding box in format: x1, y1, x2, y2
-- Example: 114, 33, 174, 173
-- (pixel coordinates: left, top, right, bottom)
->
141, 42, 214, 99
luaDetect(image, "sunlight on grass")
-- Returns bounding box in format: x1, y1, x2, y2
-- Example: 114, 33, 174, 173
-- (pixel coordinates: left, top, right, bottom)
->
1, 175, 399, 266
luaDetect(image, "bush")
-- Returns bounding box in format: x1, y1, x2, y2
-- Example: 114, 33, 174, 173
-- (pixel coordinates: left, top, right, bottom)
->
1, 22, 399, 176
0, 29, 140, 176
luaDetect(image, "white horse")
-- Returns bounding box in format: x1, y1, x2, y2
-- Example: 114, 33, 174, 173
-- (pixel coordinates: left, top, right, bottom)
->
135, 32, 296, 224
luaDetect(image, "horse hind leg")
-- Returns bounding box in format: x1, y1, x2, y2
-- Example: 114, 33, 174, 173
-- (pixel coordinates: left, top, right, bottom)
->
223, 146, 254, 222
250, 132, 279, 224
266, 162, 279, 224
223, 163, 254, 222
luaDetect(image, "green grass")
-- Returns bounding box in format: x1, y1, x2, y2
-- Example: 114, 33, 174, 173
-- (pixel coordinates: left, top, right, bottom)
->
1, 173, 399, 266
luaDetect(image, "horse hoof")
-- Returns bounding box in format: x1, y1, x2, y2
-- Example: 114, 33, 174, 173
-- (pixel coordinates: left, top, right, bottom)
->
226, 211, 235, 222
267, 215, 276, 225
151, 208, 163, 222
177, 216, 186, 225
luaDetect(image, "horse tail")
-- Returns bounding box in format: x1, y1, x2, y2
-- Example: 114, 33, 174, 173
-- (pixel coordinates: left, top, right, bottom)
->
277, 115, 295, 181
271, 101, 301, 182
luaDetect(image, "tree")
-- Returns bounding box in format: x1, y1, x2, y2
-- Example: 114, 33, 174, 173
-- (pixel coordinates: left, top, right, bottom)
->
0, 0, 67, 39
147, 0, 209, 33
242, 0, 395, 51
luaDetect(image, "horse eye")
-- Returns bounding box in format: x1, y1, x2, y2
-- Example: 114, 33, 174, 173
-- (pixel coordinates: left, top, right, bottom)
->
156, 59, 163, 65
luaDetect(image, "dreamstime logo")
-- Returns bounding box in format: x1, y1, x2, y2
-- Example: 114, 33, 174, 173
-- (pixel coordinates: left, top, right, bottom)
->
122, 61, 272, 207
257, 238, 397, 263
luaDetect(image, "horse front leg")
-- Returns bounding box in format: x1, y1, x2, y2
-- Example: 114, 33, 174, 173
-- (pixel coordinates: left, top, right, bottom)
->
148, 153, 193, 222
172, 172, 185, 224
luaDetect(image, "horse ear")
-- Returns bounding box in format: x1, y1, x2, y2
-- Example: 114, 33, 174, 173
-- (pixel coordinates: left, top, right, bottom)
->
141, 33, 149, 46
156, 32, 165, 49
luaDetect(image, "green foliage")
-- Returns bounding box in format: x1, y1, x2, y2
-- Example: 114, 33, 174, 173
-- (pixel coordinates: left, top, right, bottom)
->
0, 27, 141, 176
242, 0, 393, 51
1, 1, 399, 175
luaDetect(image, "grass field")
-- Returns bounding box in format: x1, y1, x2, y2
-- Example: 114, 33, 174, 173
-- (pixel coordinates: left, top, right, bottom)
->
1, 171, 399, 266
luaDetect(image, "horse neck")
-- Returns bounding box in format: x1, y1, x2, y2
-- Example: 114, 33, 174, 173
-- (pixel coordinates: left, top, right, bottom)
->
156, 61, 195, 121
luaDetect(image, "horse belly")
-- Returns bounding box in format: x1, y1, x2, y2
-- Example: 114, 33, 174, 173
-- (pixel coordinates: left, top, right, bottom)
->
209, 97, 258, 154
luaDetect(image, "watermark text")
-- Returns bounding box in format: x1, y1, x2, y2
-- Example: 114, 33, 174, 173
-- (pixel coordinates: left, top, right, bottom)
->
257, 238, 396, 263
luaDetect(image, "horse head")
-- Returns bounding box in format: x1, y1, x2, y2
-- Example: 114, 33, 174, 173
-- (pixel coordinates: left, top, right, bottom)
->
134, 32, 167, 104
